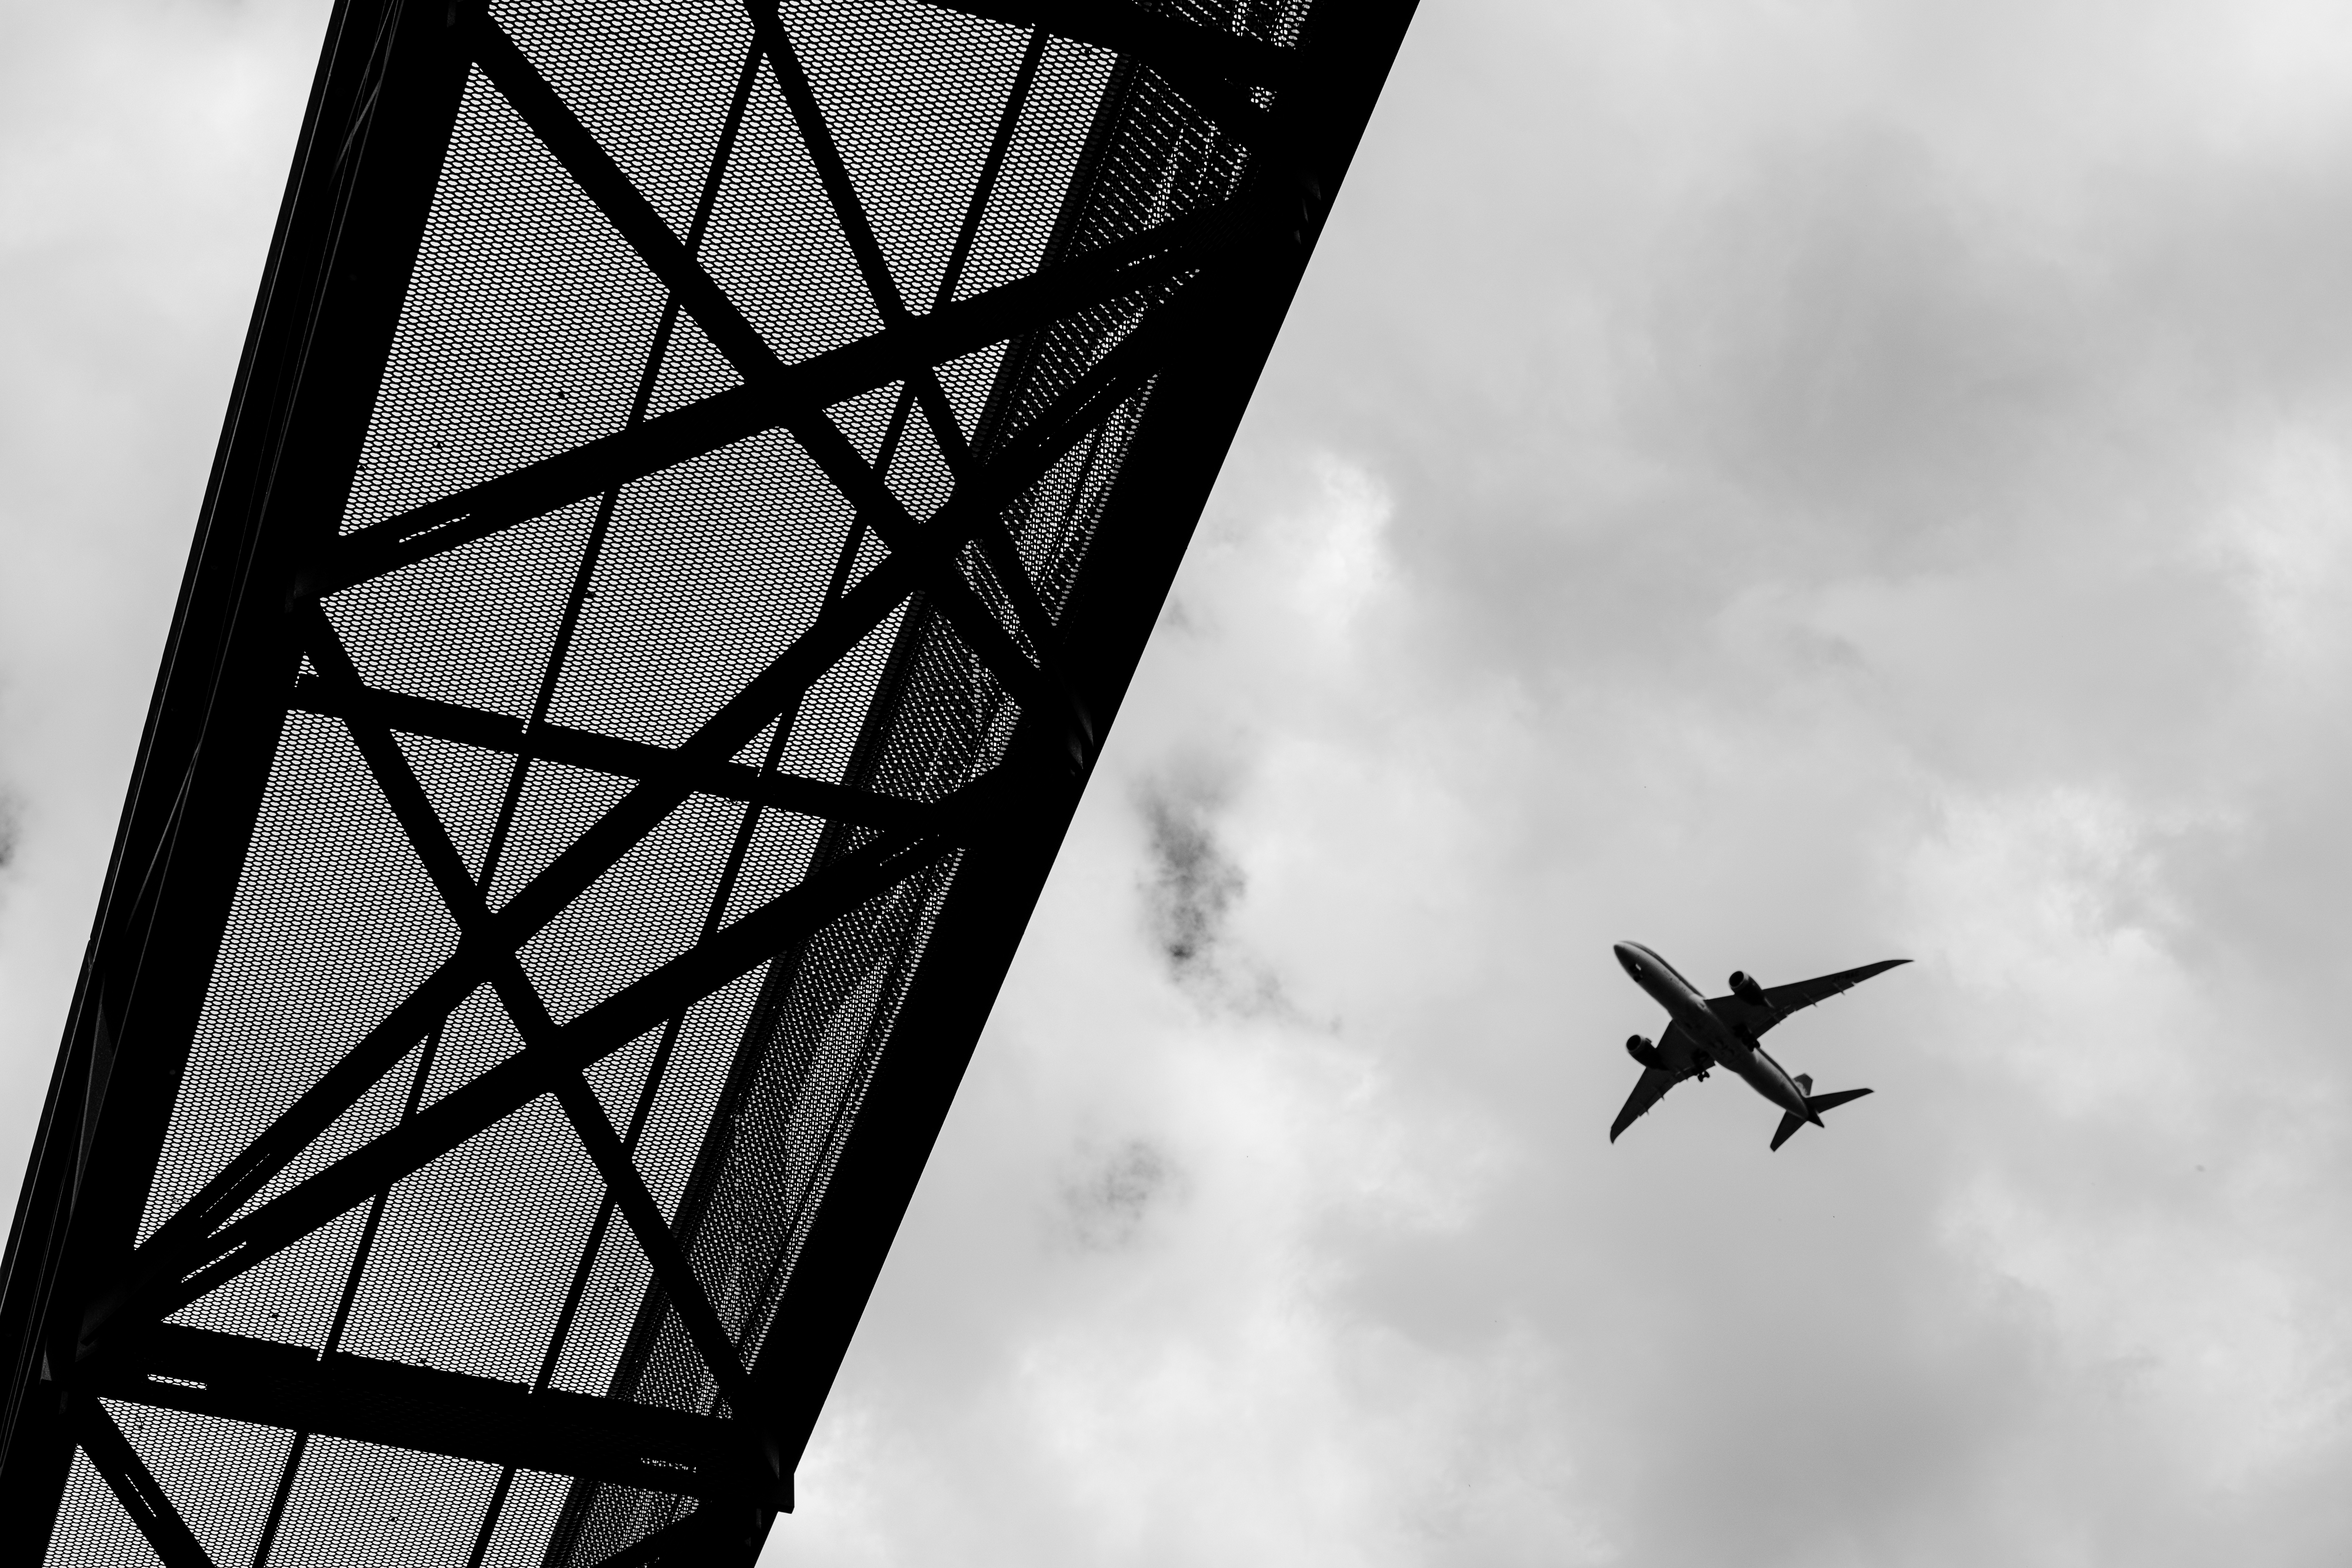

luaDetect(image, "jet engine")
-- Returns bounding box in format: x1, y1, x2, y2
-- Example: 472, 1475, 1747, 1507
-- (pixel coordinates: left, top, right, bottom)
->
1625, 1034, 1661, 1069
1729, 970, 1767, 1008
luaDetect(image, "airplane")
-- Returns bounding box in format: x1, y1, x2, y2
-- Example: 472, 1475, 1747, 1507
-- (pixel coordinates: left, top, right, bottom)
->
1610, 941, 1908, 1150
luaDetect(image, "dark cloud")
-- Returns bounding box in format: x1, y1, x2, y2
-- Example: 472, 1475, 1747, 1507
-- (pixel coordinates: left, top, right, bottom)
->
1059, 1139, 1178, 1253
1135, 770, 1292, 1017
1138, 774, 1243, 984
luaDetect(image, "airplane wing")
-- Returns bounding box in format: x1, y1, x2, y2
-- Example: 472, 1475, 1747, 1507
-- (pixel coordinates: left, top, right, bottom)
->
1609, 1065, 1681, 1142
1608, 1022, 1708, 1142
1709, 958, 1909, 1038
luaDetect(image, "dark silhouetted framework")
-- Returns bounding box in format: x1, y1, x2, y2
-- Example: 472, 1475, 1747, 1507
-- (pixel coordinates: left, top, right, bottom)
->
0, 1, 1413, 1564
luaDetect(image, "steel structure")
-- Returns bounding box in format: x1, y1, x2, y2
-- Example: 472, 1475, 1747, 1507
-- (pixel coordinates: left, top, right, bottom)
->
0, 1, 1412, 1564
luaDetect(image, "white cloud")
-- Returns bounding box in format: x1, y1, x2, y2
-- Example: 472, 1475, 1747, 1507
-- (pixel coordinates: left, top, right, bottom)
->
2202, 419, 2352, 674
12, 0, 2352, 1563
1283, 455, 1398, 648
1948, 1170, 2352, 1492
1899, 785, 2218, 1122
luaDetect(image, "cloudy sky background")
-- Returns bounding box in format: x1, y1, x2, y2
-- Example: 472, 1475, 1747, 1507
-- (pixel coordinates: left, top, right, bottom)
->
8, 0, 2352, 1563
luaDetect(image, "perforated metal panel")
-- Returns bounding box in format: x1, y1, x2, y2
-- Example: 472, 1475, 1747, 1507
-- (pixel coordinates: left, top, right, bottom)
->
0, 2, 1416, 1564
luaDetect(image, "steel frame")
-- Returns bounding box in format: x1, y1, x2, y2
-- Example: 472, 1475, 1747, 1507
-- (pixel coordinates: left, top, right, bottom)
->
0, 2, 1417, 1564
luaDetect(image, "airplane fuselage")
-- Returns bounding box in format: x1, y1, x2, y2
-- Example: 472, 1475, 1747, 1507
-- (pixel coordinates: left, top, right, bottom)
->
1613, 940, 1816, 1125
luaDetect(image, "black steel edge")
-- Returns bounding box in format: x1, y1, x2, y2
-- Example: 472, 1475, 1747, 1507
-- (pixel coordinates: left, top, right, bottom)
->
0, 0, 473, 1548
81, 1323, 765, 1500
919, 0, 1297, 89
741, 0, 1419, 1551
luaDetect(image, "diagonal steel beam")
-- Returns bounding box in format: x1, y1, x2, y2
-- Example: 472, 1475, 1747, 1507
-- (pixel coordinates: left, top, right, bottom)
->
544, 1075, 767, 1422
313, 205, 1216, 595
149, 817, 960, 1330
935, 25, 1046, 322
285, 675, 944, 836
86, 1324, 764, 1500
451, 281, 1180, 949
471, 13, 1061, 724
83, 951, 487, 1355
75, 1398, 217, 1568
304, 620, 778, 1455
778, 407, 1061, 709
471, 15, 775, 385
919, 0, 1284, 152
743, 4, 913, 324
119, 533, 954, 1293
748, 6, 1066, 671
107, 564, 941, 1335
920, 0, 1295, 90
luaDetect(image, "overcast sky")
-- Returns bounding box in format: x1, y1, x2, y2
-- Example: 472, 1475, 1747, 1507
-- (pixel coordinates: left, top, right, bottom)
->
8, 1, 2352, 1564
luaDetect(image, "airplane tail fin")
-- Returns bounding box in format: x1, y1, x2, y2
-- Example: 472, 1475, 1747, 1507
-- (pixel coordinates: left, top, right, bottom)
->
1770, 1084, 1874, 1151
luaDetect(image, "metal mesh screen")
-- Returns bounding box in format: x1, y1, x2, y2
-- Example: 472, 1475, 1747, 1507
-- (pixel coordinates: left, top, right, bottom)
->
3, 0, 1402, 1562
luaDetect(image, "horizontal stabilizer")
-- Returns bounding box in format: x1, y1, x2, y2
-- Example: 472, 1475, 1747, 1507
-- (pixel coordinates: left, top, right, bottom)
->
1769, 1086, 1874, 1151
